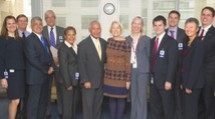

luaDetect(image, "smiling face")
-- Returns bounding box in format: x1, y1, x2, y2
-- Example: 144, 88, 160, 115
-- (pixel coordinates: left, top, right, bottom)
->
168, 13, 180, 28
110, 22, 122, 37
31, 19, 43, 35
89, 22, 101, 39
65, 29, 76, 45
45, 12, 56, 27
6, 18, 17, 33
201, 8, 215, 27
153, 20, 166, 36
17, 16, 28, 31
132, 18, 143, 34
185, 22, 198, 38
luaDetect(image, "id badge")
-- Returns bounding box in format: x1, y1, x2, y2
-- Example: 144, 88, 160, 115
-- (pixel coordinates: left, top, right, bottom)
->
4, 71, 8, 79
178, 43, 183, 50
150, 76, 154, 84
75, 72, 79, 80
59, 36, 64, 42
159, 50, 165, 58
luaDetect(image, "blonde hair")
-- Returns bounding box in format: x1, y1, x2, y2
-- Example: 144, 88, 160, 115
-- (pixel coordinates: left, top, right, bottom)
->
109, 21, 123, 34
131, 16, 144, 34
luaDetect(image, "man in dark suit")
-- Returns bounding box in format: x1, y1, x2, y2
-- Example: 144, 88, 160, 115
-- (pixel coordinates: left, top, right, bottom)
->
150, 15, 178, 119
25, 17, 54, 119
166, 10, 186, 119
198, 6, 215, 119
78, 20, 107, 119
42, 10, 64, 118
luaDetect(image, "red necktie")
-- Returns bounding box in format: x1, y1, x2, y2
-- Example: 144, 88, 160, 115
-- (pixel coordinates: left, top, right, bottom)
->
199, 29, 204, 40
151, 38, 159, 73
170, 30, 174, 39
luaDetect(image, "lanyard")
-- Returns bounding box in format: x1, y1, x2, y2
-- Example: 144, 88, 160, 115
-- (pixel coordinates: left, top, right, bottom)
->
131, 36, 141, 53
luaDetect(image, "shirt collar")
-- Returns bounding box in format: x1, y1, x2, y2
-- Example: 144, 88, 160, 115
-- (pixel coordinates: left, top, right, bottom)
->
48, 25, 56, 31
201, 24, 212, 32
33, 32, 42, 39
64, 40, 72, 48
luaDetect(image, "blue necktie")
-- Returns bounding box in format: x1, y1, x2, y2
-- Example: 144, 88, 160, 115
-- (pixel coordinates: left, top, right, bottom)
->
50, 27, 56, 47
41, 36, 50, 55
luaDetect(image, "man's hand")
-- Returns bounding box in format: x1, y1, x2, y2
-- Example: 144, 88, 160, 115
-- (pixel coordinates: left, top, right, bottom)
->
185, 88, 192, 94
67, 85, 73, 91
1, 79, 8, 89
48, 67, 54, 75
165, 81, 172, 90
84, 82, 91, 89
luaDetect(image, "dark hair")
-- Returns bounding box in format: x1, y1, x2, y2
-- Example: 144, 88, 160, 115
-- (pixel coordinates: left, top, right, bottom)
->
185, 17, 199, 28
31, 16, 42, 26
153, 15, 166, 26
201, 6, 215, 17
0, 15, 19, 39
168, 10, 181, 19
64, 26, 76, 36
16, 14, 28, 22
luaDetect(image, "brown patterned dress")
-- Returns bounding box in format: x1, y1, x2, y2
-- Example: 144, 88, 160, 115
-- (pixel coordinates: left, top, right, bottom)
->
103, 38, 131, 98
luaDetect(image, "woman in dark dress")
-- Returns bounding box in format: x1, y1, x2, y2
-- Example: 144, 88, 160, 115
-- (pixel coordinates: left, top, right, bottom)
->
182, 18, 205, 119
0, 15, 25, 119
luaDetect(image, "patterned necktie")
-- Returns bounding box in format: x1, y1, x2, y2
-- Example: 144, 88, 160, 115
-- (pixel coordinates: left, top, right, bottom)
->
95, 39, 102, 60
22, 32, 26, 38
151, 38, 159, 73
50, 27, 56, 47
199, 29, 205, 40
170, 30, 174, 39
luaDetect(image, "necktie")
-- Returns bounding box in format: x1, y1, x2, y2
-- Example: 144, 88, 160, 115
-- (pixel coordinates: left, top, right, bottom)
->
50, 27, 56, 47
151, 38, 159, 73
170, 30, 174, 39
40, 36, 50, 55
95, 39, 102, 60
199, 29, 205, 40
22, 32, 26, 38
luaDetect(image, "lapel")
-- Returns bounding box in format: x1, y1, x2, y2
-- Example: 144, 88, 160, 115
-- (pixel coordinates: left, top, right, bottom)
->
32, 33, 44, 50
177, 28, 184, 42
55, 26, 62, 45
203, 26, 215, 42
43, 26, 50, 41
156, 34, 168, 58
186, 37, 198, 56
88, 36, 101, 62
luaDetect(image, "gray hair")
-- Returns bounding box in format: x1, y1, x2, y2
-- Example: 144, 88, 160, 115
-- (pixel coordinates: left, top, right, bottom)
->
31, 16, 42, 25
44, 10, 56, 19
185, 17, 199, 28
88, 20, 101, 30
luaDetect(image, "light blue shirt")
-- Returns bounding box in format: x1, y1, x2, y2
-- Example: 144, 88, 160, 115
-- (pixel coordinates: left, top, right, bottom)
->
18, 29, 31, 38
167, 27, 178, 40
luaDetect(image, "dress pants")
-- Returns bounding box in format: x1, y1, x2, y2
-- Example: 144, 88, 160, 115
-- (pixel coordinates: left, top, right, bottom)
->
150, 83, 175, 119
130, 69, 149, 119
27, 80, 49, 119
82, 85, 103, 119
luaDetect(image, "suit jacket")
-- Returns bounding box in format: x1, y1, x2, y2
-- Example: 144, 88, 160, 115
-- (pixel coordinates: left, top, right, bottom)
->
78, 36, 107, 88
126, 35, 151, 73
166, 27, 187, 86
201, 26, 215, 86
151, 34, 178, 89
182, 37, 205, 89
58, 42, 78, 87
42, 25, 65, 49
24, 33, 54, 85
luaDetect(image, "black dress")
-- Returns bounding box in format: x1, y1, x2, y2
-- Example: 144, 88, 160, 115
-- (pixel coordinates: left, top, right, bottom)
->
0, 36, 25, 99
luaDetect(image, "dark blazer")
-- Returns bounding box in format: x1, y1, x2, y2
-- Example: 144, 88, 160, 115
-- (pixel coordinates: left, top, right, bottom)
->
0, 37, 25, 79
42, 25, 65, 49
201, 26, 215, 86
58, 42, 78, 87
78, 36, 107, 88
151, 33, 178, 89
24, 33, 54, 85
126, 35, 151, 73
182, 37, 204, 89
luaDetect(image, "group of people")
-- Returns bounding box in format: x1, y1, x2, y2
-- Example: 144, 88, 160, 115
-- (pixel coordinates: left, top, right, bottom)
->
0, 6, 215, 119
